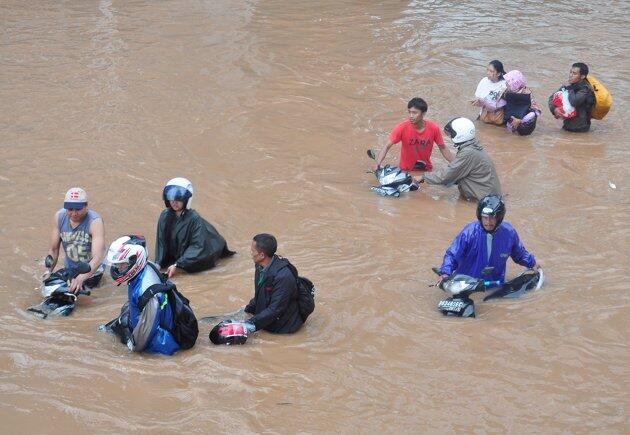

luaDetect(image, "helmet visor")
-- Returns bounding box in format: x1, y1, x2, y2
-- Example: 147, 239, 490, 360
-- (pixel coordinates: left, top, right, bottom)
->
481, 206, 495, 216
163, 185, 191, 202
443, 119, 457, 139
105, 249, 130, 266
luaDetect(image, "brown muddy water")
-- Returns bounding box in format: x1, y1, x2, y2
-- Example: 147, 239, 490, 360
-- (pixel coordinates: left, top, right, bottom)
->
1, 0, 628, 433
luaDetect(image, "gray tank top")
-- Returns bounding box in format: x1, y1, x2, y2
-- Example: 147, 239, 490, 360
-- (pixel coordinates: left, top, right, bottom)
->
57, 208, 102, 270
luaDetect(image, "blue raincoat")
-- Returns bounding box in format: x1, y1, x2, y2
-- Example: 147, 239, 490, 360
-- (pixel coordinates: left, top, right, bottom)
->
440, 221, 536, 283
127, 265, 180, 355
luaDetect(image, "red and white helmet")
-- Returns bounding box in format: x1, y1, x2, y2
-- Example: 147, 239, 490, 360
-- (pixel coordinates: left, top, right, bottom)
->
106, 235, 148, 284
209, 321, 249, 345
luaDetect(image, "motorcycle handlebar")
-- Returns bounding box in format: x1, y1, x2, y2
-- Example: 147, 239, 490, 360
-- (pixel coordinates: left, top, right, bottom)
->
44, 255, 54, 269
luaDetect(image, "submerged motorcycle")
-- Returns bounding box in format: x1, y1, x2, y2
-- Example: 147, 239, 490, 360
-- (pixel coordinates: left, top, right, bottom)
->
432, 266, 544, 318
27, 255, 92, 319
369, 165, 418, 197
367, 149, 424, 197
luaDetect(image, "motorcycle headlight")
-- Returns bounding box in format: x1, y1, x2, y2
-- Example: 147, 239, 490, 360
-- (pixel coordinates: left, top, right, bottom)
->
443, 275, 477, 295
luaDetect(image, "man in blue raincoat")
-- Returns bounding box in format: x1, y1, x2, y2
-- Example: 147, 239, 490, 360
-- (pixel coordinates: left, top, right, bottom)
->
104, 235, 179, 356
437, 196, 539, 284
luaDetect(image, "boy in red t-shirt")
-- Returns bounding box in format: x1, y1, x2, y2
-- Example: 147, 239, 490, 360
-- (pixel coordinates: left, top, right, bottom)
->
374, 98, 453, 175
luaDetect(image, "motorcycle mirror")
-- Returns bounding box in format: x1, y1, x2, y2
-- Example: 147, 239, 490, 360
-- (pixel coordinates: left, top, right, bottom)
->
75, 262, 91, 275
481, 266, 495, 276
431, 267, 442, 276
44, 255, 54, 269
367, 149, 377, 160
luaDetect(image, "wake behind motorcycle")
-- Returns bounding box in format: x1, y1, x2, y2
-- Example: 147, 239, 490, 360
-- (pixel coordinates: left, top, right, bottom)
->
27, 256, 92, 319
432, 266, 544, 318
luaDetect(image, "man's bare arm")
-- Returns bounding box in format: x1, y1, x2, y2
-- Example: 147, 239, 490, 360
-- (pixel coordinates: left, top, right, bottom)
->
439, 145, 454, 163
374, 140, 397, 169
48, 211, 62, 270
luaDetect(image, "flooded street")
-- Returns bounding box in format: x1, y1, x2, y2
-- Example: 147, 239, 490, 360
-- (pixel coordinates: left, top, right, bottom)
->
1, 0, 628, 432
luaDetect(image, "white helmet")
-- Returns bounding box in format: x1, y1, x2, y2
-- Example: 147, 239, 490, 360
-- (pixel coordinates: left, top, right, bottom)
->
106, 235, 148, 284
443, 117, 476, 145
163, 177, 194, 209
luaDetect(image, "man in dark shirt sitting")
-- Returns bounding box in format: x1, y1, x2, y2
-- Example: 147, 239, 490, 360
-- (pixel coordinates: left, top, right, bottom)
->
244, 233, 303, 334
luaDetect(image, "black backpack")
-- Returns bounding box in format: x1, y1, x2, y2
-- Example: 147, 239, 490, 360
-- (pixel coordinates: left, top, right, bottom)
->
285, 260, 316, 322
139, 264, 199, 350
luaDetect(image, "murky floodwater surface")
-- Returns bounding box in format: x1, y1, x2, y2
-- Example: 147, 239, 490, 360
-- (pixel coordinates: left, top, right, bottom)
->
1, 0, 628, 432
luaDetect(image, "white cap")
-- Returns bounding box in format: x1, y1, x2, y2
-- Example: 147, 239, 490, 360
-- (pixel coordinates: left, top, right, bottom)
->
64, 187, 88, 209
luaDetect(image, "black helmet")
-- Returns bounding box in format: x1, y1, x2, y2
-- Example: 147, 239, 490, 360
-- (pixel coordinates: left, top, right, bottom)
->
476, 195, 505, 232
209, 321, 249, 345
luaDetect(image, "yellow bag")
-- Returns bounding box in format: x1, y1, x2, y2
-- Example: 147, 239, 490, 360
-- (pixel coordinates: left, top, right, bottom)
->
480, 107, 505, 125
586, 74, 612, 120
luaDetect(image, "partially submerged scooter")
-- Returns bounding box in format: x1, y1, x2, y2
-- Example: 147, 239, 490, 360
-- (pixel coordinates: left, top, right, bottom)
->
27, 255, 92, 319
433, 267, 500, 317
367, 149, 424, 197
432, 266, 544, 318
371, 165, 415, 197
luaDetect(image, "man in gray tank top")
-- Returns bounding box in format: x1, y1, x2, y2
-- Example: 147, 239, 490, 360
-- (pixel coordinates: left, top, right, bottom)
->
47, 187, 106, 293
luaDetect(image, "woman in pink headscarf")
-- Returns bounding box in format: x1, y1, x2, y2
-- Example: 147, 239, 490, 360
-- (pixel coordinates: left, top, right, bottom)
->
500, 70, 541, 135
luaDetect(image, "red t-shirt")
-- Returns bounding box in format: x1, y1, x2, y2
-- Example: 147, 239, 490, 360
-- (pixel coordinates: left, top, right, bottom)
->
389, 120, 445, 171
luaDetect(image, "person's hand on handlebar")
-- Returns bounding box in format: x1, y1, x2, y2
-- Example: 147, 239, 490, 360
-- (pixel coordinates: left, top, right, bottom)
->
437, 274, 449, 289
70, 273, 88, 294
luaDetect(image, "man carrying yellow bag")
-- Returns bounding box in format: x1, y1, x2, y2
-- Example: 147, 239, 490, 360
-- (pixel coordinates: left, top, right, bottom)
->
548, 62, 599, 133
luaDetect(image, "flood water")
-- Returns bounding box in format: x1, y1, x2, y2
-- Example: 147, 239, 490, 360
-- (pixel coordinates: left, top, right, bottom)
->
1, 0, 628, 432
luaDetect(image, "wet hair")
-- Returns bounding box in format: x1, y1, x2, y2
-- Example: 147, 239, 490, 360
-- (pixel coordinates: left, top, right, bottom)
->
407, 97, 428, 113
572, 62, 589, 77
253, 233, 277, 258
489, 60, 506, 79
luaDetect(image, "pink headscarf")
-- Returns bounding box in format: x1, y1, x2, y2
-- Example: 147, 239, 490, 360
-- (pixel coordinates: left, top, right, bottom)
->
504, 70, 526, 91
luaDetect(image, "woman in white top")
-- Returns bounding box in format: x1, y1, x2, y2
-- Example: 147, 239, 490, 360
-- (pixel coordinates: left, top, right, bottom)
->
472, 60, 507, 125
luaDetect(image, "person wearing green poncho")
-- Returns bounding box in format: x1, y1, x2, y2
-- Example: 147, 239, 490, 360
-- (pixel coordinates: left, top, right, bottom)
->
155, 177, 234, 278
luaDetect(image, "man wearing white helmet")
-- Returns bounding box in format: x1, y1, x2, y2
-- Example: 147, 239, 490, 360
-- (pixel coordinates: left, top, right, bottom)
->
418, 118, 502, 201
47, 187, 105, 293
155, 177, 234, 278
104, 235, 180, 355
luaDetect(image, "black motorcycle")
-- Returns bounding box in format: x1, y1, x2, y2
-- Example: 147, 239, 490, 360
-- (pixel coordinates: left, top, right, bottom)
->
27, 255, 92, 319
367, 149, 423, 197
432, 266, 543, 318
